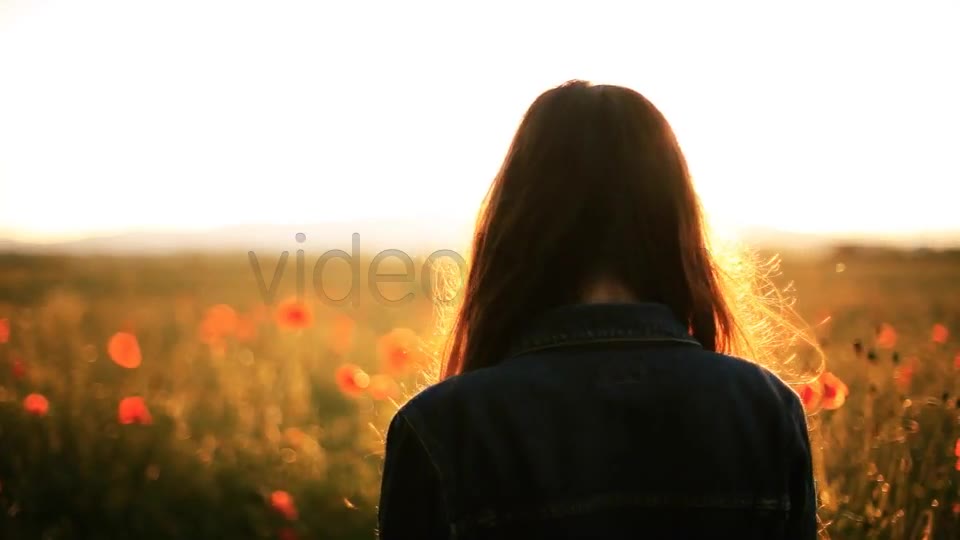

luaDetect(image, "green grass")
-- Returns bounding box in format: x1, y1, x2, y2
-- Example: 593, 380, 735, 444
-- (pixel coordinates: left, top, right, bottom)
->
0, 250, 958, 539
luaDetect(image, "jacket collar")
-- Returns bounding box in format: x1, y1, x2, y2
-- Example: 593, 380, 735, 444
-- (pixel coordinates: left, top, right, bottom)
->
505, 302, 702, 359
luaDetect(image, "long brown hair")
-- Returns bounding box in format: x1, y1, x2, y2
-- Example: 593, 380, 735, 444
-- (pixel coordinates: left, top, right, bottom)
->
441, 80, 743, 378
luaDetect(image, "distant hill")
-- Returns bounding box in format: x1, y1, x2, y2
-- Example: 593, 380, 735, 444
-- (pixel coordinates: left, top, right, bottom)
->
0, 219, 476, 257
740, 226, 960, 250
0, 222, 957, 256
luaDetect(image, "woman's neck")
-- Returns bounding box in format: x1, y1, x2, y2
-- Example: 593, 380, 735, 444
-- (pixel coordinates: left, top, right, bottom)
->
581, 278, 637, 303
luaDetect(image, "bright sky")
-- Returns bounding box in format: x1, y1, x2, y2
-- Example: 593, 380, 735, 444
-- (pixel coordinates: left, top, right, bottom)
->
0, 0, 958, 243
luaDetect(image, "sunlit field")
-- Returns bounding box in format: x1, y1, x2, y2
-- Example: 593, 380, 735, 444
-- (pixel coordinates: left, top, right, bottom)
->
0, 248, 958, 539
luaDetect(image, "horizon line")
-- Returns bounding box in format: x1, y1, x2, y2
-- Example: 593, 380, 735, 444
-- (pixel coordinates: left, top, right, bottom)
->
2, 221, 960, 253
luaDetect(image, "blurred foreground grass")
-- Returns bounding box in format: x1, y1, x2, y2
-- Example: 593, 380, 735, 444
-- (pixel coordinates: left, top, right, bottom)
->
0, 249, 958, 539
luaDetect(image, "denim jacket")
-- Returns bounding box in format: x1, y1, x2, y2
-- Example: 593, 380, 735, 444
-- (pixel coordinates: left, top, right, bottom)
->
378, 302, 817, 539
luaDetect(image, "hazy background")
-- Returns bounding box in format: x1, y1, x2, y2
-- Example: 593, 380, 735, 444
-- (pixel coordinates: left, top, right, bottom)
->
1, 0, 959, 254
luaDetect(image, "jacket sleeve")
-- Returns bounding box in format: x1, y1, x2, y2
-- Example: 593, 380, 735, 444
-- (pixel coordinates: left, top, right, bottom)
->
786, 395, 819, 539
378, 409, 449, 540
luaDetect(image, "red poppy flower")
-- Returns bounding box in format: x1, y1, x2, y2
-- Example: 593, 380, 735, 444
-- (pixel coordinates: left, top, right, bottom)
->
118, 396, 153, 425
820, 372, 849, 410
0, 318, 9, 343
377, 328, 422, 376
23, 393, 48, 416
270, 490, 298, 520
932, 323, 949, 345
275, 299, 314, 330
876, 323, 897, 349
893, 357, 917, 391
797, 380, 823, 410
108, 332, 142, 368
199, 304, 238, 344
335, 363, 370, 396
10, 355, 26, 379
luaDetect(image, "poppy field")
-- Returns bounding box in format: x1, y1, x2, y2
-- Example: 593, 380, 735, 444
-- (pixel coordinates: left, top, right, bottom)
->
0, 249, 958, 539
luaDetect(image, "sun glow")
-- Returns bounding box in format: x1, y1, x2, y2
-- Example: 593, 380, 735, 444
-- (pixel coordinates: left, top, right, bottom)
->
0, 1, 958, 244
